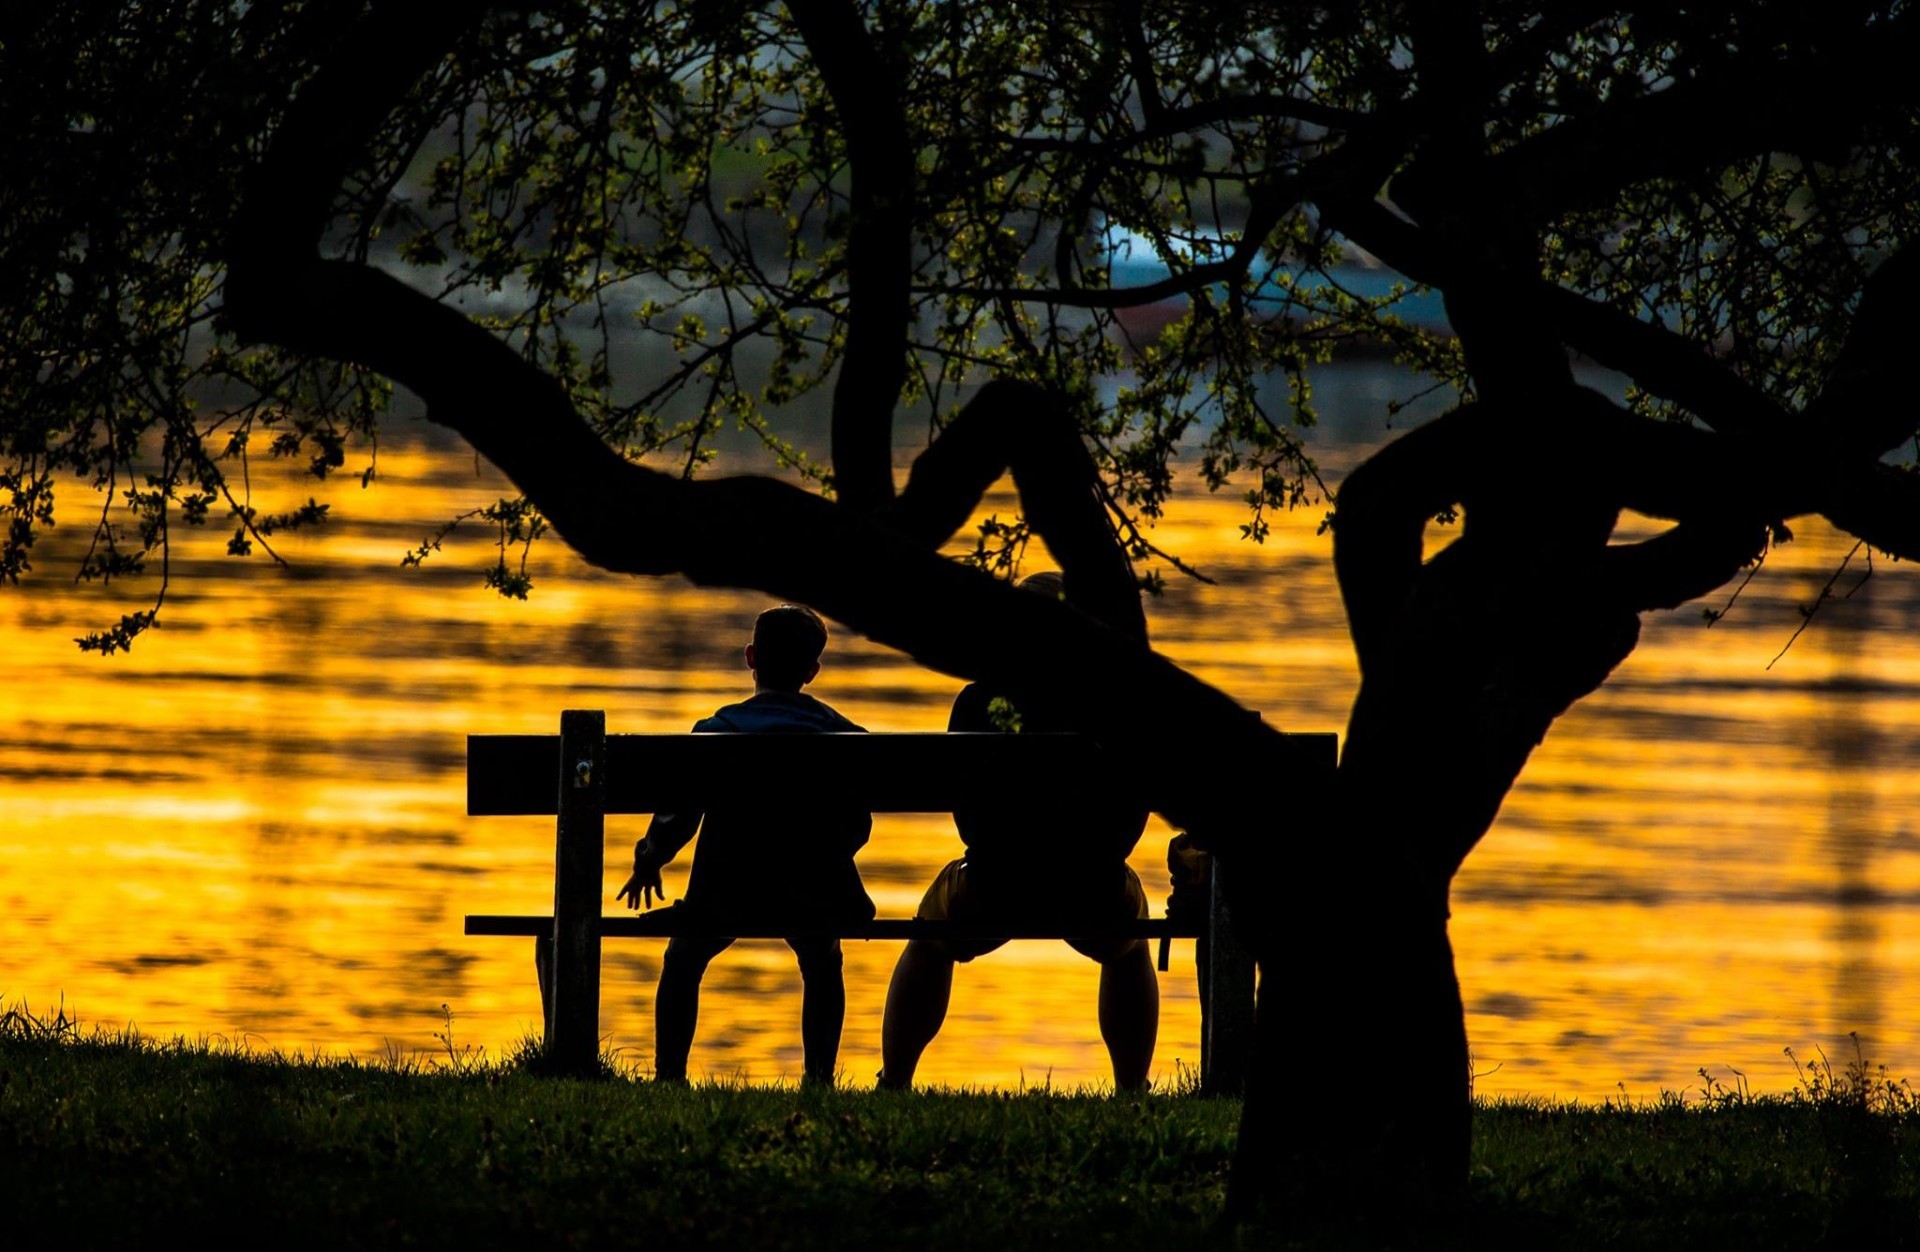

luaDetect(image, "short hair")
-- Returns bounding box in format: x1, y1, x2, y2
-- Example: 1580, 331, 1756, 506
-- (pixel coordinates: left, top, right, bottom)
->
1017, 570, 1066, 601
751, 604, 828, 690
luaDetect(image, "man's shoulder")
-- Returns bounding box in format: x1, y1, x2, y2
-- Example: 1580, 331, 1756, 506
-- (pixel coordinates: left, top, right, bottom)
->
788, 691, 866, 733
948, 682, 1001, 732
696, 691, 865, 734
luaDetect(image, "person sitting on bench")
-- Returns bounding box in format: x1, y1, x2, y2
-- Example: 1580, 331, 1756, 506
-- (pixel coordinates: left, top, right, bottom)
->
877, 570, 1159, 1093
616, 603, 873, 1087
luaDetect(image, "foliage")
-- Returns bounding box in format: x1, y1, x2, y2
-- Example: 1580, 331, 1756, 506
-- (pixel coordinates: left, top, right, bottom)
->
2, 3, 393, 648
22, 4, 1911, 643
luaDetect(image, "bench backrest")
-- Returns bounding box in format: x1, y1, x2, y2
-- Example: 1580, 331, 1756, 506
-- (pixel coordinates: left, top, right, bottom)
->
466, 730, 1337, 816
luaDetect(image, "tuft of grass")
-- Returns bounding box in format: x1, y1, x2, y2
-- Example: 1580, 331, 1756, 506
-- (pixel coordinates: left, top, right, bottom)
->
0, 1000, 1244, 1251
1453, 1034, 1920, 1251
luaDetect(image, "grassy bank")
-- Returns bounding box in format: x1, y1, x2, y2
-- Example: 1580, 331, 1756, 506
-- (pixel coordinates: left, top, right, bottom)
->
5, 1004, 1920, 1249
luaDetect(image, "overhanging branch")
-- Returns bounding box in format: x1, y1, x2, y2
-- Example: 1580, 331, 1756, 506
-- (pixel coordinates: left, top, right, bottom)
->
786, 0, 915, 512
215, 0, 1278, 833
892, 379, 1147, 643
1469, 13, 1920, 226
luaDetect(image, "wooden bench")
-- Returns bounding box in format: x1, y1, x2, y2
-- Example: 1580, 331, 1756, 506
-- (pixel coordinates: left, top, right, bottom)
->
463, 709, 1337, 1093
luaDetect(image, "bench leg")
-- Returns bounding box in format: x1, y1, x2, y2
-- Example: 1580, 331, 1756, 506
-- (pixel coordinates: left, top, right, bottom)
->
548, 709, 607, 1076
535, 934, 554, 1032
1204, 858, 1257, 1097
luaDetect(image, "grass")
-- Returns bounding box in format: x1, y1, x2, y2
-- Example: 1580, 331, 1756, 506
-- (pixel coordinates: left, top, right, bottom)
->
0, 999, 1241, 1251
1458, 1048, 1920, 1250
6, 1001, 1920, 1250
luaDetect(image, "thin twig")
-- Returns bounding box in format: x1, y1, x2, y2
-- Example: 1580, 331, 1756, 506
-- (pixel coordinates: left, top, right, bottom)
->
1705, 535, 1770, 627
1767, 540, 1864, 670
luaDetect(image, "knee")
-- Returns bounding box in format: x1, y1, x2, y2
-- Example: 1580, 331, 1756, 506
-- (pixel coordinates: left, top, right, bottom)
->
796, 944, 844, 981
661, 942, 716, 983
1100, 940, 1153, 975
896, 940, 960, 980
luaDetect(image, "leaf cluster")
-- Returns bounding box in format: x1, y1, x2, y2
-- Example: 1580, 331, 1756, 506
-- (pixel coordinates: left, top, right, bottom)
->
3, 3, 1914, 645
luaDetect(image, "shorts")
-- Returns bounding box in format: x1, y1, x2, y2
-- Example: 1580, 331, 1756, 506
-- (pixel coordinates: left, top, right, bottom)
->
662, 930, 843, 980
912, 856, 1149, 964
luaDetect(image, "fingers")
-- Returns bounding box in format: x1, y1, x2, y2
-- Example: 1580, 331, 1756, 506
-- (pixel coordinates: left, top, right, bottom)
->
620, 872, 669, 911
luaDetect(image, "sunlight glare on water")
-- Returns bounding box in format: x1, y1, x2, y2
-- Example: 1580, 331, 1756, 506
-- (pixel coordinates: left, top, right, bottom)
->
4, 368, 1919, 1101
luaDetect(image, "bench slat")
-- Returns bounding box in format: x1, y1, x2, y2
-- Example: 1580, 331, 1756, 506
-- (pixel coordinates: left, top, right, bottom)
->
467, 730, 1335, 815
464, 913, 1205, 940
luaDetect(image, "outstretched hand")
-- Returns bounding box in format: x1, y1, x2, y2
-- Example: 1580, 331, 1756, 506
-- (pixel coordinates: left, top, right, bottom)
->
618, 858, 668, 911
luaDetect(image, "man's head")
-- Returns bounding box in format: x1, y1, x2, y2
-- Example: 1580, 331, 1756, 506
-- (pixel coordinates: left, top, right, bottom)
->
1016, 569, 1066, 602
746, 604, 829, 692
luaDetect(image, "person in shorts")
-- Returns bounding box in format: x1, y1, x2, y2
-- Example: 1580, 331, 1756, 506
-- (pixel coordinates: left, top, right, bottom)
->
876, 571, 1159, 1091
617, 604, 873, 1087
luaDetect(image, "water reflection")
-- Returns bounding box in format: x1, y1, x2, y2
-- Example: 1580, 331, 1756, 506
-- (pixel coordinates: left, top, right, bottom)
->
1822, 571, 1880, 1058
3, 366, 1919, 1098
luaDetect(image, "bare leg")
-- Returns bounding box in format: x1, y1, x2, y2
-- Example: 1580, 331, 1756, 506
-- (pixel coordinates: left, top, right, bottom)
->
655, 933, 730, 1083
790, 937, 846, 1086
1098, 940, 1159, 1092
878, 939, 955, 1089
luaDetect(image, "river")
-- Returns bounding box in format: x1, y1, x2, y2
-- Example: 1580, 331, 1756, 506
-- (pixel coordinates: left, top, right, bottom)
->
4, 361, 1917, 1100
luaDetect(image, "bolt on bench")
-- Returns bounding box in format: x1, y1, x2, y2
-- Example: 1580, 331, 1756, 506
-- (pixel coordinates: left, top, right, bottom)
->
464, 709, 1336, 1093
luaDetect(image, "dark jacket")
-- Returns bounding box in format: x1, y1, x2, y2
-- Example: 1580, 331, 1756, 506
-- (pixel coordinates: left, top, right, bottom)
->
947, 681, 1148, 869
646, 690, 875, 926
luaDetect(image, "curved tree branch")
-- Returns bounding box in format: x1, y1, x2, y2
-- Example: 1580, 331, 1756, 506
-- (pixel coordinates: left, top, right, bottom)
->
1538, 284, 1795, 438
1804, 245, 1920, 459
891, 379, 1146, 643
1463, 12, 1920, 227
1397, 3, 1575, 399
1330, 404, 1480, 677
1324, 199, 1788, 435
785, 0, 915, 511
1821, 462, 1920, 562
1333, 382, 1821, 675
218, 0, 1272, 836
1008, 94, 1372, 158
1598, 518, 1770, 612
1325, 197, 1920, 566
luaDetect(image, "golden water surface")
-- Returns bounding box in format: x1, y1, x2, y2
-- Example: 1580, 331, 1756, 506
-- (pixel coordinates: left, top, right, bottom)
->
4, 369, 1916, 1101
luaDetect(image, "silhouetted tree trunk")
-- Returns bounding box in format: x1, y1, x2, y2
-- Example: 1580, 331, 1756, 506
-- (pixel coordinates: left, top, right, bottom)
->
215, 2, 1920, 1238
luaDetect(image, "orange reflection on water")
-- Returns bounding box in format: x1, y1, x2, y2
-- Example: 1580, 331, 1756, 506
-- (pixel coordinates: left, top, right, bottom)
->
4, 424, 1919, 1101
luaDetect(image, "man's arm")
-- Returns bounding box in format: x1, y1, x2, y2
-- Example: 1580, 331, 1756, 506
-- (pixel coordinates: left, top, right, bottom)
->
616, 809, 701, 910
